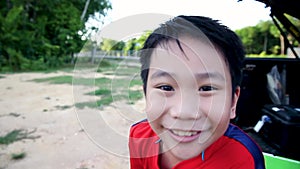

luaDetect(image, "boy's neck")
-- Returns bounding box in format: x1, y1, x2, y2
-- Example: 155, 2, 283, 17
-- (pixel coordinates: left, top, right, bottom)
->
159, 144, 181, 169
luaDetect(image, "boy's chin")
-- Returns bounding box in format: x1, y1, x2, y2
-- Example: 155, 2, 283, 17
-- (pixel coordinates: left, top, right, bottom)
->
168, 143, 203, 161
171, 147, 201, 161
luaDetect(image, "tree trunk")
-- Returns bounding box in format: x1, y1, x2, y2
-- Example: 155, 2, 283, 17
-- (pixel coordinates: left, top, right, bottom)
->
263, 34, 268, 53
280, 35, 285, 55
81, 0, 91, 21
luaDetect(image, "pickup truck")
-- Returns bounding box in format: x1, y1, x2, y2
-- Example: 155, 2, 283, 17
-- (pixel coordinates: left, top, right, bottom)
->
234, 0, 300, 167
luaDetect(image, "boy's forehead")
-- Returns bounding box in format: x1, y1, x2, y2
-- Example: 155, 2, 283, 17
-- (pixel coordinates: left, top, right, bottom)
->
146, 36, 230, 80
151, 37, 225, 68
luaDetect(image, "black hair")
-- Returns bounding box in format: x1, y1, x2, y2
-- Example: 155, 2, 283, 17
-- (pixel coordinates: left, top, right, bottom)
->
139, 15, 245, 96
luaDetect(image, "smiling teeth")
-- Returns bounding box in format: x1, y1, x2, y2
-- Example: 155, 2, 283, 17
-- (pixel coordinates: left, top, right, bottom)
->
171, 130, 198, 137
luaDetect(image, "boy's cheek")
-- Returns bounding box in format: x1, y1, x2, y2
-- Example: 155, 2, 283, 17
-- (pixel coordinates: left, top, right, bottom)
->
145, 90, 167, 122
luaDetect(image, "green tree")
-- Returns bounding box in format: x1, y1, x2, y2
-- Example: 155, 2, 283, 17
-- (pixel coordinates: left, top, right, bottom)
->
282, 15, 300, 54
123, 38, 137, 55
236, 16, 300, 56
134, 30, 152, 50
236, 26, 262, 54
236, 20, 280, 55
0, 5, 24, 71
100, 38, 125, 52
0, 0, 111, 71
269, 15, 300, 55
257, 20, 280, 54
98, 31, 152, 56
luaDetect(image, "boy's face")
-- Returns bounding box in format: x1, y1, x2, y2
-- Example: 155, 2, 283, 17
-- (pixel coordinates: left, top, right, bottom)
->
145, 36, 240, 161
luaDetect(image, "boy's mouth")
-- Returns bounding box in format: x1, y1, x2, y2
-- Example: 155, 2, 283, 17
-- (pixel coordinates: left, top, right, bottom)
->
168, 129, 202, 142
171, 129, 199, 137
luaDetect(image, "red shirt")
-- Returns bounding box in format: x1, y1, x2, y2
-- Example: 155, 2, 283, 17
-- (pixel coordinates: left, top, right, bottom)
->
129, 120, 265, 169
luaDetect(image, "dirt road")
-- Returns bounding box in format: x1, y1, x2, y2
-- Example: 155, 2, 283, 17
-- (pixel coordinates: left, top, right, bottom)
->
0, 72, 146, 169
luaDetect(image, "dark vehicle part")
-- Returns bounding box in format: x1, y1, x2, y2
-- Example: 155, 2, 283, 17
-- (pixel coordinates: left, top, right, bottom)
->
261, 104, 300, 161
235, 0, 300, 161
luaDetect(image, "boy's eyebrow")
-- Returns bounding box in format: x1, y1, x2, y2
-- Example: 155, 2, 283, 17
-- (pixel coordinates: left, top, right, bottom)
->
150, 70, 225, 81
150, 70, 174, 80
194, 72, 225, 81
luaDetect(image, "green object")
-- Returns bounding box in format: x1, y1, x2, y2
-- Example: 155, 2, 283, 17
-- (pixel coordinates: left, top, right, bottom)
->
264, 153, 300, 169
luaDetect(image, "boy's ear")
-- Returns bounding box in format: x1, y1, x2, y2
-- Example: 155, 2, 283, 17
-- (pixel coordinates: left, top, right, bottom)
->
230, 86, 240, 119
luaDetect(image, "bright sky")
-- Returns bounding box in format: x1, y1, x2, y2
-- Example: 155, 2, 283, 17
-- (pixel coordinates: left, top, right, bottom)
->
90, 0, 272, 40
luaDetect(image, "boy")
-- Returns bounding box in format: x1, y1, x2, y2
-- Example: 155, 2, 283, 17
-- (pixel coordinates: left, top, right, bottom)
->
129, 15, 265, 169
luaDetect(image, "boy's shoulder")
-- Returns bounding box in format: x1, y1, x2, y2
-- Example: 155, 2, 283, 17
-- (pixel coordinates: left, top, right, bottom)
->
224, 124, 260, 149
130, 119, 156, 138
224, 124, 265, 169
129, 119, 160, 160
131, 118, 148, 127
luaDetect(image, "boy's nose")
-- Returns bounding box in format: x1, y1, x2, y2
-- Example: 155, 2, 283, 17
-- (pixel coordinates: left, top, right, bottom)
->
169, 92, 202, 120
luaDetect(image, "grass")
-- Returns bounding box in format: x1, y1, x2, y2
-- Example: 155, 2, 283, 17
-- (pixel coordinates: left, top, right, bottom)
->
32, 76, 112, 86
80, 80, 143, 108
246, 54, 288, 58
0, 130, 25, 145
11, 152, 26, 160
75, 101, 98, 109
0, 130, 34, 162
32, 75, 73, 84
0, 129, 38, 145
128, 90, 144, 104
93, 89, 111, 95
32, 74, 144, 108
31, 58, 144, 109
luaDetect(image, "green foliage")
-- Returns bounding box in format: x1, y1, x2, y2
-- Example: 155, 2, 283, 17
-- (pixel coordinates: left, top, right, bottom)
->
95, 30, 152, 55
134, 30, 152, 50
0, 0, 111, 72
236, 25, 276, 54
235, 18, 299, 55
124, 38, 137, 53
100, 38, 125, 52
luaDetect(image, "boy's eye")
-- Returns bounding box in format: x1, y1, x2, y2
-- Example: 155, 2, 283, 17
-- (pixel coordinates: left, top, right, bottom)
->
199, 86, 216, 91
157, 85, 174, 91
